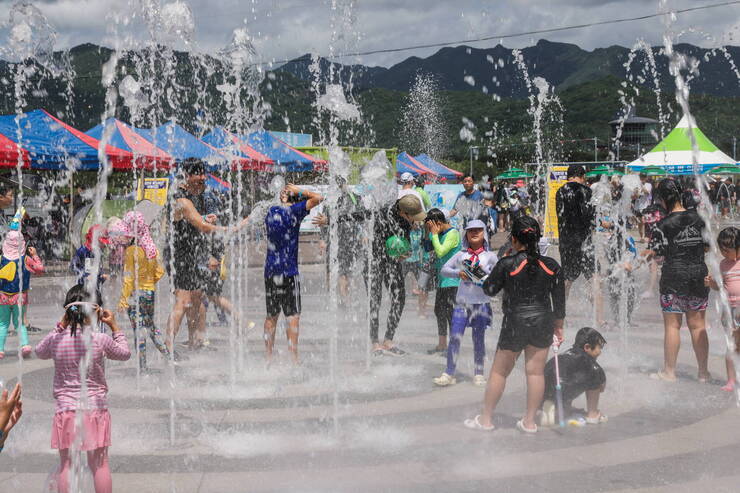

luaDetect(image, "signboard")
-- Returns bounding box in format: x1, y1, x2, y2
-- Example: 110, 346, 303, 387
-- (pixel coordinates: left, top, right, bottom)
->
626, 163, 720, 175
544, 166, 568, 239
299, 184, 328, 233
425, 184, 464, 229
296, 183, 465, 233
270, 131, 313, 147
137, 178, 169, 206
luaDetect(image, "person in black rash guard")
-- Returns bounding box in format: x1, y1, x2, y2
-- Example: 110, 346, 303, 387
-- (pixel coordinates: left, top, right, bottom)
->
336, 194, 426, 355
368, 195, 426, 355
555, 164, 596, 297
643, 178, 711, 383
541, 327, 607, 426
464, 215, 565, 433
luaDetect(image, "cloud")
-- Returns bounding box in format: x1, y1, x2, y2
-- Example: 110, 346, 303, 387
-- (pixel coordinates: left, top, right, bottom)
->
0, 0, 737, 67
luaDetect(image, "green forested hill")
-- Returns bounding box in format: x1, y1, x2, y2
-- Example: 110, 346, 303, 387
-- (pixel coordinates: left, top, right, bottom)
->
1, 43, 738, 176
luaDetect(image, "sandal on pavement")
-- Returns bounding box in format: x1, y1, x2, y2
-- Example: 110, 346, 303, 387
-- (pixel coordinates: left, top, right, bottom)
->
20, 346, 32, 359
540, 400, 555, 427
426, 346, 446, 355
464, 415, 494, 431
516, 419, 537, 434
697, 373, 712, 384
433, 373, 456, 386
383, 345, 407, 356
650, 371, 676, 382
585, 412, 608, 425
721, 380, 735, 392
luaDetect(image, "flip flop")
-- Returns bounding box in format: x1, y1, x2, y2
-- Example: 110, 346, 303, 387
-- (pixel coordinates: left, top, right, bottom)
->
585, 413, 608, 425
649, 371, 677, 382
516, 419, 537, 434
464, 415, 495, 431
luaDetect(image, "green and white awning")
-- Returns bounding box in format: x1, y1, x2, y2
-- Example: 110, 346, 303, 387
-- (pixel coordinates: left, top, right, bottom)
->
627, 115, 735, 174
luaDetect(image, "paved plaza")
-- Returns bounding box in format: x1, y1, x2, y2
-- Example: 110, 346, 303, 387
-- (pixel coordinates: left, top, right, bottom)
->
0, 242, 739, 492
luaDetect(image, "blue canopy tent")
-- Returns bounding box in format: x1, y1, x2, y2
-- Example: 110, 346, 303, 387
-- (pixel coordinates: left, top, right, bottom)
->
0, 109, 132, 170
396, 152, 437, 177
86, 118, 172, 169
205, 173, 231, 193
202, 127, 274, 171
396, 158, 425, 175
135, 122, 232, 168
244, 130, 325, 172
414, 153, 462, 181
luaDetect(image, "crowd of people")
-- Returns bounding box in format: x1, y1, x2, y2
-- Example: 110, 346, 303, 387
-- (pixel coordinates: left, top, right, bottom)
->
1, 158, 738, 493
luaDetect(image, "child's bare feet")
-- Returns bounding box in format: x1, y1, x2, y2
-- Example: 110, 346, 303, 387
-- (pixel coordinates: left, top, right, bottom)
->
650, 370, 677, 382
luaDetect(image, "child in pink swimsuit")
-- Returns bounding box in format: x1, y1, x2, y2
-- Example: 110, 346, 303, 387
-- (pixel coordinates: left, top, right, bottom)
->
706, 227, 740, 392
35, 285, 130, 493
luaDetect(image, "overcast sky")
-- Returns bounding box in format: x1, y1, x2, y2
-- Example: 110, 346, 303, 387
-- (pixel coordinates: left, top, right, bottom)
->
1, 0, 739, 67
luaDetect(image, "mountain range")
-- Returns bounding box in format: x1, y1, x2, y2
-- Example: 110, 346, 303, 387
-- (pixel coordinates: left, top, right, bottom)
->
278, 39, 740, 98
0, 39, 739, 166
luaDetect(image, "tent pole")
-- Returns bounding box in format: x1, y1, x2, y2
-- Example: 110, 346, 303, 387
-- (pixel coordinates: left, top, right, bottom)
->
69, 172, 74, 260
593, 137, 598, 162
469, 146, 473, 177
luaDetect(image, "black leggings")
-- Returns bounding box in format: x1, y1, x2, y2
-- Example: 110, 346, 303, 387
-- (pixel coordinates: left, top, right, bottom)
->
369, 259, 405, 343
434, 287, 457, 337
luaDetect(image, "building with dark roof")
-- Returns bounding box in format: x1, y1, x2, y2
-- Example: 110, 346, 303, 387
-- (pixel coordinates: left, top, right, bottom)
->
609, 108, 659, 147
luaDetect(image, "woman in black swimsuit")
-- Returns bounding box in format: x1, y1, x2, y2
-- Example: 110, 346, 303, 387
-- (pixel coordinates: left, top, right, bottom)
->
465, 216, 566, 432
643, 178, 710, 382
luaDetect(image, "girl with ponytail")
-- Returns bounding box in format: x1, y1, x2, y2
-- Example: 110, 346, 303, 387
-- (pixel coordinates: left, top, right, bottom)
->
35, 285, 131, 493
464, 215, 565, 433
643, 178, 710, 382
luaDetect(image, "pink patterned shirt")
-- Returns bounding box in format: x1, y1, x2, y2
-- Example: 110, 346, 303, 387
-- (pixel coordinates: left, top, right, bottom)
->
721, 258, 740, 308
35, 324, 131, 413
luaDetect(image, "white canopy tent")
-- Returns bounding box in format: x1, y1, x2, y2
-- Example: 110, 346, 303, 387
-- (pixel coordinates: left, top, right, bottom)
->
627, 115, 736, 174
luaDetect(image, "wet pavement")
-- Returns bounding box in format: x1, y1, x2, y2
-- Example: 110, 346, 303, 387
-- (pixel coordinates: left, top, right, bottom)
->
0, 237, 738, 492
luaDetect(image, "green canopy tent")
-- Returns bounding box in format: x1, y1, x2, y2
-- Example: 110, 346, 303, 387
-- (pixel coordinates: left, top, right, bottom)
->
640, 165, 667, 177
586, 165, 623, 178
496, 167, 533, 180
705, 163, 740, 175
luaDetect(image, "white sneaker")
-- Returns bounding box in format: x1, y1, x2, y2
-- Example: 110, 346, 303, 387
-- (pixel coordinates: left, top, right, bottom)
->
472, 375, 486, 386
540, 400, 555, 427
433, 373, 457, 386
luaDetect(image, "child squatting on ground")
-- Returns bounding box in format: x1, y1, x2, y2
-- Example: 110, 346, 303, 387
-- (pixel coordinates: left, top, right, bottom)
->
705, 226, 740, 392
35, 285, 131, 493
540, 327, 608, 426
434, 219, 497, 386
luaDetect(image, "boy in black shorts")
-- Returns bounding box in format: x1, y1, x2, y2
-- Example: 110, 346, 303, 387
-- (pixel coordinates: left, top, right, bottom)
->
264, 184, 323, 364
540, 327, 607, 426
